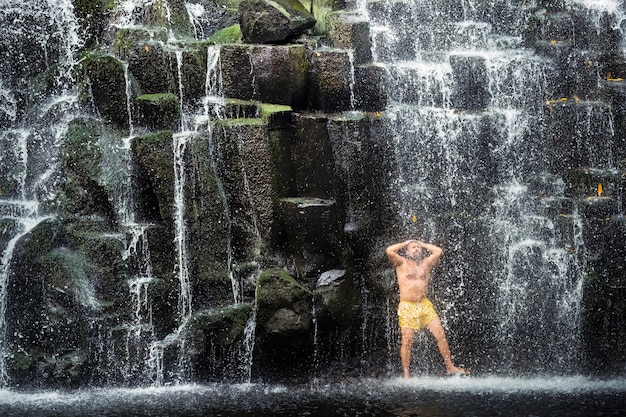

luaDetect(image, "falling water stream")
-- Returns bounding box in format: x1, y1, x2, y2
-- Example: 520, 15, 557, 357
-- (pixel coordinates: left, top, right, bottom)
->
0, 0, 625, 414
368, 0, 624, 375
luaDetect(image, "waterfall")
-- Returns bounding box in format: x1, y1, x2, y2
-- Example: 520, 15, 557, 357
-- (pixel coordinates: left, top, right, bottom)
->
204, 46, 223, 128
203, 46, 243, 305
185, 2, 207, 39
0, 0, 83, 387
175, 51, 189, 132
369, 0, 621, 374
347, 50, 357, 109
0, 211, 49, 387
0, 0, 623, 390
123, 63, 136, 137
43, 0, 83, 92
173, 133, 192, 321
241, 312, 257, 382
141, 119, 195, 388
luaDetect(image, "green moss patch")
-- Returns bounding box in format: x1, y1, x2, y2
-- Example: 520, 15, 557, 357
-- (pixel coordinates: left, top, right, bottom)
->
208, 24, 242, 44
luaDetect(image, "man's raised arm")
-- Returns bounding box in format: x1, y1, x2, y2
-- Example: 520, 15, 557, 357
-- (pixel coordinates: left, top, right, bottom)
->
420, 241, 443, 268
386, 239, 414, 266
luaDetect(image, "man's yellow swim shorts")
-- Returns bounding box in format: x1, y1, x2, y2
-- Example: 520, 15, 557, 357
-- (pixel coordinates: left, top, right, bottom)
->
397, 299, 438, 330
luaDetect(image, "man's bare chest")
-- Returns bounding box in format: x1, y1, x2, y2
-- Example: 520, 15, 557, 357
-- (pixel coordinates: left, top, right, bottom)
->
399, 263, 428, 281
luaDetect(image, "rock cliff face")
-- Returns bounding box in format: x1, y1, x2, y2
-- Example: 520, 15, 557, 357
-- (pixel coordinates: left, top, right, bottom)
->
1, 0, 392, 388
0, 0, 625, 389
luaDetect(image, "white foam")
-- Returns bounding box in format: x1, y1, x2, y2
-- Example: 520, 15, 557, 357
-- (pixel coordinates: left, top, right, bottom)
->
380, 375, 626, 393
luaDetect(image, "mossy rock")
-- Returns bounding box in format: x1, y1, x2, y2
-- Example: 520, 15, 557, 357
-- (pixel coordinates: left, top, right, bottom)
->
62, 118, 117, 224
308, 48, 353, 111
564, 167, 624, 201
143, 0, 195, 39
82, 53, 131, 130
4, 219, 95, 388
8, 349, 87, 389
0, 8, 51, 91
214, 117, 266, 127
184, 135, 232, 307
208, 24, 242, 44
239, 0, 316, 44
213, 119, 277, 258
72, 0, 113, 49
126, 39, 175, 95
113, 27, 169, 59
219, 44, 309, 108
183, 303, 253, 354
132, 130, 176, 223
136, 93, 181, 131
216, 0, 243, 10
260, 104, 292, 130
207, 98, 258, 120
64, 118, 103, 179
68, 232, 130, 314
256, 268, 311, 335
325, 11, 372, 65
257, 268, 310, 308
176, 48, 208, 108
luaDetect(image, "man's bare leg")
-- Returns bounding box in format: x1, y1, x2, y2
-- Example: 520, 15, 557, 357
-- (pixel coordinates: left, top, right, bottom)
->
426, 318, 467, 375
400, 327, 415, 378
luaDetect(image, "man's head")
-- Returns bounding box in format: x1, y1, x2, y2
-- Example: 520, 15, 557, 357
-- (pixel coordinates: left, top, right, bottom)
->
405, 241, 423, 260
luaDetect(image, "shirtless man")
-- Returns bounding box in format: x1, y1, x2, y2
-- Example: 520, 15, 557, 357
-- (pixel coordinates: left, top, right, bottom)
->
386, 239, 467, 378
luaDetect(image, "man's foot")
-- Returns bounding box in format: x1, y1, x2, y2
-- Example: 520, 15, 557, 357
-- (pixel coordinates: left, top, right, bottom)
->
403, 369, 410, 379
446, 366, 469, 376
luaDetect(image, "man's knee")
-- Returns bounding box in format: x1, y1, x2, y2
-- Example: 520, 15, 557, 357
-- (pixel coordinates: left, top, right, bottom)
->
401, 329, 415, 346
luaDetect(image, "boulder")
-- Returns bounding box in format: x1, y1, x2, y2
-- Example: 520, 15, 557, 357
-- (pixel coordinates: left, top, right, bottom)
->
354, 64, 387, 111
276, 197, 342, 276
4, 218, 131, 388
239, 0, 316, 44
314, 269, 361, 328
123, 37, 175, 95
144, 0, 195, 39
255, 268, 311, 335
184, 304, 254, 353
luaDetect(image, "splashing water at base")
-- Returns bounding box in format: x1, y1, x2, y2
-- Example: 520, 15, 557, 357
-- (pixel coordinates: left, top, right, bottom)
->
0, 376, 624, 416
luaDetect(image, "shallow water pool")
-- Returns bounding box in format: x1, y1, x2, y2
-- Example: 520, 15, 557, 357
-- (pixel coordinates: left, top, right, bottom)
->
1, 376, 625, 416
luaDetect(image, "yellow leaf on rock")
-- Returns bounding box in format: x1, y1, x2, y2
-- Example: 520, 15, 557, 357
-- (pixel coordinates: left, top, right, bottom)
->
545, 97, 568, 106
606, 72, 623, 81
